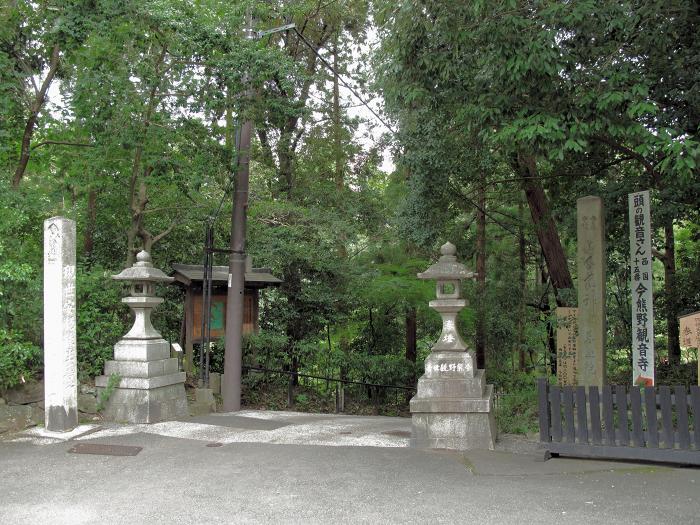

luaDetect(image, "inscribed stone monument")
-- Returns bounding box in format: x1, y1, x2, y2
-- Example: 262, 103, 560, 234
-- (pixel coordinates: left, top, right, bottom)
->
410, 242, 496, 451
44, 217, 79, 432
576, 196, 606, 388
555, 307, 578, 386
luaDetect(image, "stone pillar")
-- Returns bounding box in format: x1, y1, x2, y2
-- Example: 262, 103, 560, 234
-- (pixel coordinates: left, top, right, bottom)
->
410, 242, 496, 451
43, 217, 78, 432
576, 196, 606, 387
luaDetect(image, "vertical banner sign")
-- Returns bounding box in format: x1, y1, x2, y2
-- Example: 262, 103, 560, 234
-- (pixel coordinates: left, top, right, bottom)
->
629, 191, 654, 386
556, 307, 579, 386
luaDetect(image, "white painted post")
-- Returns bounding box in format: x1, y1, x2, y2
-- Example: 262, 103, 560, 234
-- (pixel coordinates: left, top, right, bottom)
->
629, 191, 654, 386
44, 217, 78, 432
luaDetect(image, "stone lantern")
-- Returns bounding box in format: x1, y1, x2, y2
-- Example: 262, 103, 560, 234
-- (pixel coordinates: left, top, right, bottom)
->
410, 242, 496, 450
96, 251, 188, 423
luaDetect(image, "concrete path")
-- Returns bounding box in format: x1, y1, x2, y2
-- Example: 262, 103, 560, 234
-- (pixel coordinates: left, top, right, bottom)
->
1, 411, 697, 524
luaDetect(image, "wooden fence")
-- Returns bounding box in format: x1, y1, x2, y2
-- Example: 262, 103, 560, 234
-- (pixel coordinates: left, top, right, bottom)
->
538, 378, 700, 465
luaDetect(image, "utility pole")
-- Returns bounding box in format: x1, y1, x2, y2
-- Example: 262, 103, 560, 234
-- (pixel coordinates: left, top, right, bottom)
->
223, 10, 254, 412
222, 14, 296, 412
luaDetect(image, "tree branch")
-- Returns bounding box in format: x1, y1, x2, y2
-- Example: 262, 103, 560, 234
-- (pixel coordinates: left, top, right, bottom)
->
151, 219, 179, 246
652, 248, 666, 261
12, 43, 61, 187
592, 135, 660, 182
31, 140, 94, 150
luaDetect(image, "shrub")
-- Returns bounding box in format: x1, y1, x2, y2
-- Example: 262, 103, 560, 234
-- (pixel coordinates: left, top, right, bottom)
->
0, 329, 42, 390
489, 368, 540, 435
76, 266, 129, 381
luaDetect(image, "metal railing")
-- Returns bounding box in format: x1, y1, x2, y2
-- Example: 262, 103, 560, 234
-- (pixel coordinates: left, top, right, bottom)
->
243, 365, 416, 415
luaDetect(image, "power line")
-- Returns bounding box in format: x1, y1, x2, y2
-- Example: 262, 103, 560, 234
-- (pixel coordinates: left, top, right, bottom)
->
292, 27, 396, 135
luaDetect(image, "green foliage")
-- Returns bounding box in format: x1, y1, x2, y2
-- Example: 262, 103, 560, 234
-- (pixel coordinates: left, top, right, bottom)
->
96, 372, 121, 413
490, 370, 540, 435
0, 329, 42, 390
346, 353, 417, 388
0, 181, 47, 342
244, 331, 290, 369
76, 267, 128, 381
1, 0, 698, 420
294, 393, 310, 409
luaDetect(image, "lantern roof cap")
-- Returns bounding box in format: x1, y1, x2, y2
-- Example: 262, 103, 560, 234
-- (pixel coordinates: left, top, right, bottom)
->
112, 250, 174, 283
417, 242, 476, 281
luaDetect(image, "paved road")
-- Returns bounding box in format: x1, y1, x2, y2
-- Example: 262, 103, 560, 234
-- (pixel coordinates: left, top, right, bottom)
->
1, 411, 697, 524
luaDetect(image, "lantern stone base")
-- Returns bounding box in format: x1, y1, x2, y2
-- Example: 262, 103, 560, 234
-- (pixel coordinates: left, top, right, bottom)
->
96, 338, 188, 424
410, 406, 496, 451
410, 351, 496, 451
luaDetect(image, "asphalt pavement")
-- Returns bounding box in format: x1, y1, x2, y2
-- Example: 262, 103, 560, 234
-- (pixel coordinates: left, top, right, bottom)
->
0, 411, 697, 524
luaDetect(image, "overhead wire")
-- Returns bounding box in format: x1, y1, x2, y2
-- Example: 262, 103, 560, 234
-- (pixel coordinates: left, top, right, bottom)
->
292, 27, 397, 135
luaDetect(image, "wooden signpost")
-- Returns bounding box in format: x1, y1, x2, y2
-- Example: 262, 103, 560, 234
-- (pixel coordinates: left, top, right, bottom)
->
628, 191, 654, 386
556, 307, 579, 386
680, 311, 700, 385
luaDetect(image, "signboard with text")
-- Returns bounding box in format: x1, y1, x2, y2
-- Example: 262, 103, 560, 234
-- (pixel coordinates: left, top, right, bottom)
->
680, 311, 700, 349
556, 307, 579, 386
629, 190, 654, 386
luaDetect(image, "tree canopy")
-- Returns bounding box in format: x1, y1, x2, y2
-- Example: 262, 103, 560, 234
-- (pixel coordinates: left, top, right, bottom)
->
1, 0, 698, 420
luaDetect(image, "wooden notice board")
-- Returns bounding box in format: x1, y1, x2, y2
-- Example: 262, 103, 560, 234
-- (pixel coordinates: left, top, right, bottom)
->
680, 311, 700, 349
192, 290, 258, 341
556, 307, 579, 386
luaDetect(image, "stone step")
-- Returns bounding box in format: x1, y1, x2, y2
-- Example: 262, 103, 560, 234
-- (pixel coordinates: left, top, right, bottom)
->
416, 375, 485, 399
410, 385, 494, 414
99, 383, 188, 424
104, 358, 179, 378
113, 339, 170, 361
96, 372, 186, 391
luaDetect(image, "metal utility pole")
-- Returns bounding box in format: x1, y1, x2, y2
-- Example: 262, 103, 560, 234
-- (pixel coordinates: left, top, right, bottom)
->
223, 11, 254, 412
222, 14, 296, 411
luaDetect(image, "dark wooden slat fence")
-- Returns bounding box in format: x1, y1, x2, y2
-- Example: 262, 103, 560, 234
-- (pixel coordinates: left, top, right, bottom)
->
538, 379, 700, 465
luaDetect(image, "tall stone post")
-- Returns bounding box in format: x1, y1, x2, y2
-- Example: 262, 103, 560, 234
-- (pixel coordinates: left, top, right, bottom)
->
44, 217, 78, 432
410, 242, 496, 451
576, 196, 606, 387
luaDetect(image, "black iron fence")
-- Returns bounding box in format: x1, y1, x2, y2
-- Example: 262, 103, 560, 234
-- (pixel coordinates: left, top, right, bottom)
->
243, 365, 416, 415
538, 378, 700, 465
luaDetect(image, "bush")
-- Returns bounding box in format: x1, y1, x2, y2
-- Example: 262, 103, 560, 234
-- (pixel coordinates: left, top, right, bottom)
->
489, 369, 540, 435
0, 329, 42, 390
345, 353, 417, 387
76, 267, 129, 381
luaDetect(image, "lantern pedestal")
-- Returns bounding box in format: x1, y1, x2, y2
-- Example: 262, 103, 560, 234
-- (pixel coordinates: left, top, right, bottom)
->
410, 350, 496, 451
410, 242, 496, 451
96, 251, 188, 423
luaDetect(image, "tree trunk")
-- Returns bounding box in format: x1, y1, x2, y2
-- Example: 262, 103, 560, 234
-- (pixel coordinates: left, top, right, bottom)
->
84, 189, 97, 259
12, 44, 60, 187
475, 178, 487, 369
663, 219, 681, 364
405, 306, 417, 366
541, 262, 558, 375
518, 199, 527, 371
125, 46, 167, 266
127, 172, 148, 266
517, 153, 574, 303
332, 36, 343, 188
